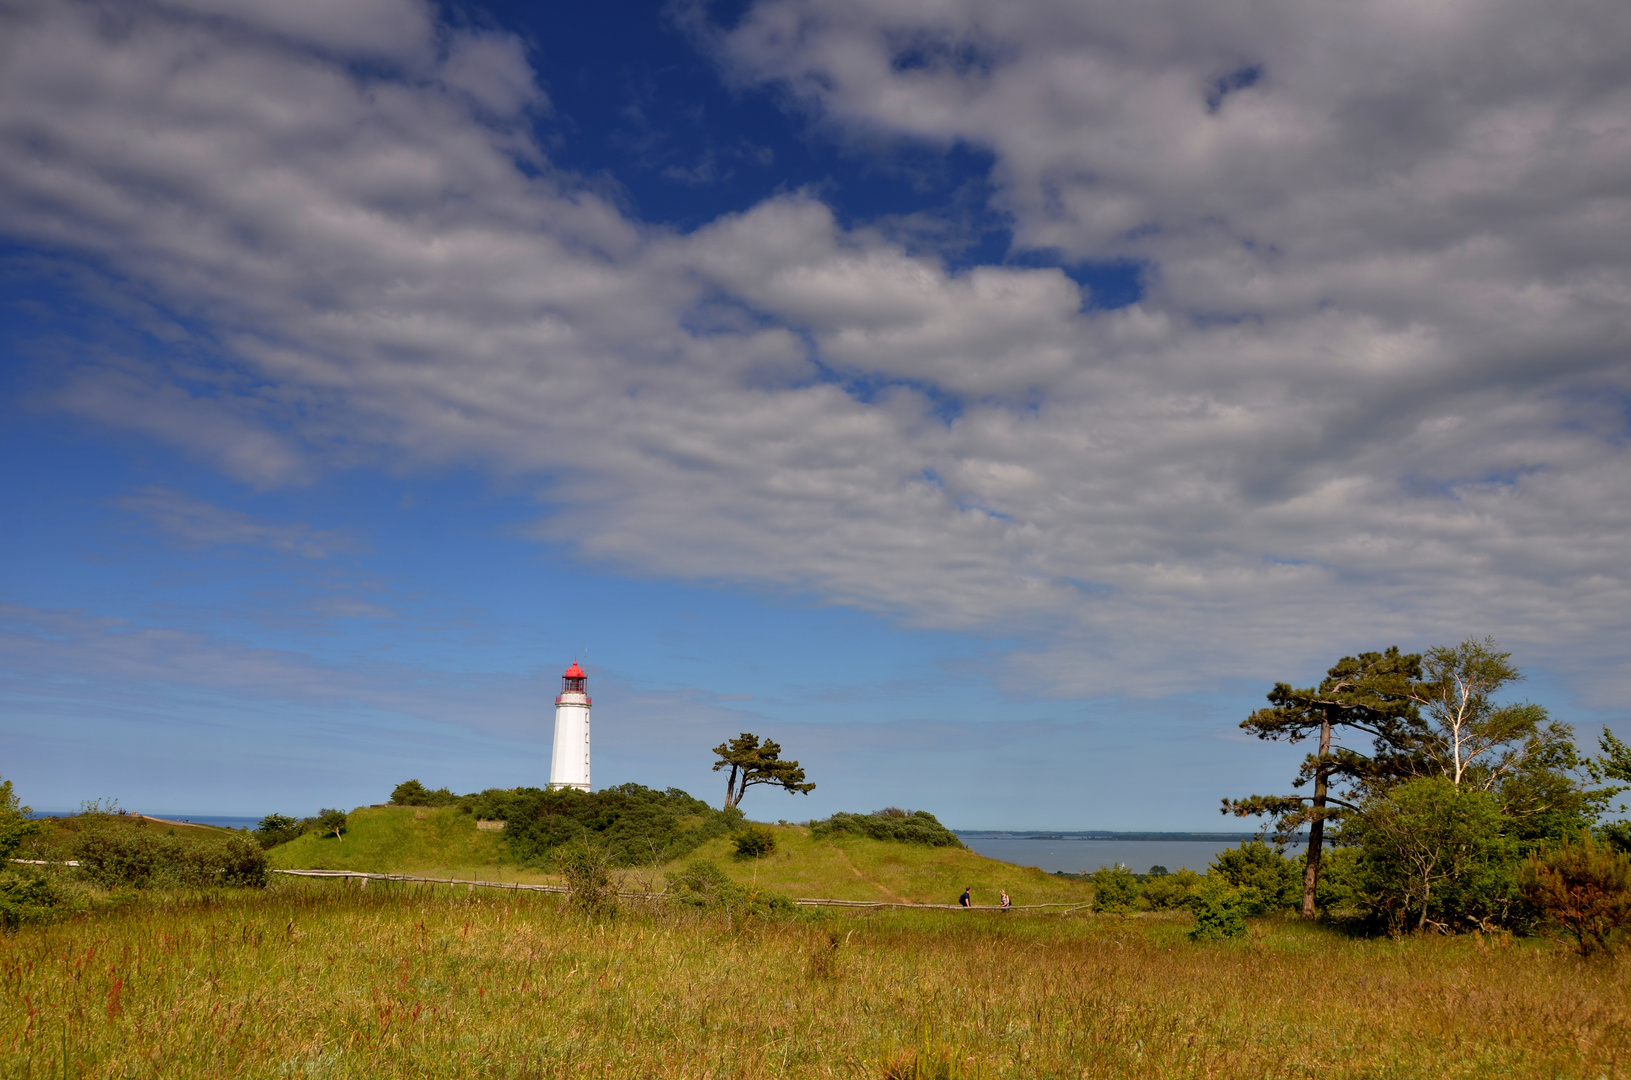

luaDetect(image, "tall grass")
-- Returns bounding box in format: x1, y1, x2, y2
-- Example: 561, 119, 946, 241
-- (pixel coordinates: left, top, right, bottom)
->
2, 880, 1625, 1079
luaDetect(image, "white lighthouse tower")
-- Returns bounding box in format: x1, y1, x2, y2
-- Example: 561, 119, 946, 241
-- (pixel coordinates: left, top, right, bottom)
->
548, 660, 591, 791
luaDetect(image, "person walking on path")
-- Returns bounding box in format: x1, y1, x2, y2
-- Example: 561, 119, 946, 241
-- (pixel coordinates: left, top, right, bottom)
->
1000, 890, 1011, 912
959, 886, 972, 908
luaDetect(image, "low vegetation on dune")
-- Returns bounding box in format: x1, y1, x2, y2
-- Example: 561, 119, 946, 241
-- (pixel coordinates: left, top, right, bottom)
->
267, 805, 519, 880
809, 807, 963, 848
3, 880, 1629, 1079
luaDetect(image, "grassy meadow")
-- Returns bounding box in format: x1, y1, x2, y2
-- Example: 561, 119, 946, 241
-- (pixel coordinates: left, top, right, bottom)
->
3, 876, 1627, 1079
269, 807, 1090, 907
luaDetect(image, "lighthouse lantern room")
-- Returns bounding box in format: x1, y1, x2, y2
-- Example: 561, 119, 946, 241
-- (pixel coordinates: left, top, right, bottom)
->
548, 660, 591, 791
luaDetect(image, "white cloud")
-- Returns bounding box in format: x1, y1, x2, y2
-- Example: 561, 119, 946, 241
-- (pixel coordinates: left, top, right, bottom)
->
117, 487, 353, 559
1, 0, 1628, 700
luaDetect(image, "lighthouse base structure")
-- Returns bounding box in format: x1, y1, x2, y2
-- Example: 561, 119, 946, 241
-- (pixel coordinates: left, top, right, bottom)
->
549, 692, 591, 791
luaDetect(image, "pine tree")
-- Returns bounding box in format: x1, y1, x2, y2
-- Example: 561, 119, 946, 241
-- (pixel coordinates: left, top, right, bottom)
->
1224, 647, 1421, 917
710, 733, 816, 810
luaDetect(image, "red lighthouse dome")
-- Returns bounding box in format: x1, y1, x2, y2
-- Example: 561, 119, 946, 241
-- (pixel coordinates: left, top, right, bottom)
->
559, 661, 588, 701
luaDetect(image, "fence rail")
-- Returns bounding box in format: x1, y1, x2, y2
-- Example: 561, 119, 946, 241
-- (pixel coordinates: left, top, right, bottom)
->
269, 868, 1086, 910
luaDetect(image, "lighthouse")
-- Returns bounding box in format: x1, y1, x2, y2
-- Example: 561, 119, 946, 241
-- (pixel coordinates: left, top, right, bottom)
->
548, 660, 591, 791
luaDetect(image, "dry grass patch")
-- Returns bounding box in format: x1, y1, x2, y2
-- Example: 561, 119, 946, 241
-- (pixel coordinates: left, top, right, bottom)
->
2, 881, 1625, 1079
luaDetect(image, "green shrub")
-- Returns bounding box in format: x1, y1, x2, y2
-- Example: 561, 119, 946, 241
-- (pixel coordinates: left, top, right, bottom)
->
808, 809, 962, 847
1345, 777, 1519, 933
665, 859, 797, 919
1209, 841, 1303, 915
467, 784, 740, 867
214, 834, 271, 887
254, 813, 305, 849
0, 867, 69, 929
1141, 867, 1204, 910
1189, 877, 1247, 940
1521, 831, 1631, 956
733, 824, 777, 859
72, 827, 268, 890
1089, 864, 1139, 914
554, 839, 616, 916
390, 780, 459, 807
315, 809, 348, 840
0, 775, 37, 863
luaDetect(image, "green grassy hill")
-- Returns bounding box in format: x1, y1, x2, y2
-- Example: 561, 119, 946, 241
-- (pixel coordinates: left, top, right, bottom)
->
268, 806, 524, 880
713, 828, 1090, 906
270, 806, 1092, 907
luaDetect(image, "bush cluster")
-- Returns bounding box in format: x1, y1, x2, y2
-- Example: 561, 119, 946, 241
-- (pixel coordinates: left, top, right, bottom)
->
390, 779, 459, 808
808, 808, 963, 847
1082, 842, 1308, 934
252, 809, 348, 848
665, 859, 798, 919
0, 776, 66, 928
463, 783, 742, 868
1520, 831, 1631, 956
73, 826, 269, 889
733, 823, 777, 859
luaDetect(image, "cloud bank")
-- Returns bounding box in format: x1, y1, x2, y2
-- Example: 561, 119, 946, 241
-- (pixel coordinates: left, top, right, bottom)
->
2, 0, 1628, 700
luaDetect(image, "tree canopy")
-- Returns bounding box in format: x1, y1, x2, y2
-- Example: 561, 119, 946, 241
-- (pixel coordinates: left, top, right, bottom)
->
1228, 637, 1610, 930
711, 733, 815, 810
1224, 645, 1421, 915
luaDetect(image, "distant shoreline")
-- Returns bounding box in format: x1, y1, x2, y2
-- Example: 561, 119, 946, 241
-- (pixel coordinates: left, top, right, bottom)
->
955, 831, 1310, 843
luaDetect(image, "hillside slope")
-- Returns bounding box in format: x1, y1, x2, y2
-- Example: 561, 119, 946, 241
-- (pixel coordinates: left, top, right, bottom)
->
686, 828, 1089, 906
270, 807, 1093, 906
267, 806, 543, 881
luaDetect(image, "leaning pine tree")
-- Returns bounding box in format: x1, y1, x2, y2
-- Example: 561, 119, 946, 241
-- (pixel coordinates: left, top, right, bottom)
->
1224, 647, 1422, 917
711, 732, 816, 810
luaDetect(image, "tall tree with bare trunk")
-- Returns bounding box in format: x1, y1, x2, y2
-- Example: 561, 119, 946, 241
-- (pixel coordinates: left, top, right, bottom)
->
1224, 647, 1421, 917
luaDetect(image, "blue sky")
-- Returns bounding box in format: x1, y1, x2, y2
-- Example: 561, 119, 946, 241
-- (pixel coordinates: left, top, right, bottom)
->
2, 0, 1628, 828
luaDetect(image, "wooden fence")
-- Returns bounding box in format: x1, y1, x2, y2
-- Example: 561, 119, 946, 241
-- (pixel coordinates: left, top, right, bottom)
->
270, 868, 1088, 911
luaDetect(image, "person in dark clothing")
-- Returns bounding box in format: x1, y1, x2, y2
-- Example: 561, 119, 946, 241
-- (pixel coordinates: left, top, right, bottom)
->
958, 886, 972, 908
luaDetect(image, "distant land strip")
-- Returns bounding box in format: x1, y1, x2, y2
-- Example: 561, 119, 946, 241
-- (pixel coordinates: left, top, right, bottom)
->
956, 831, 1308, 842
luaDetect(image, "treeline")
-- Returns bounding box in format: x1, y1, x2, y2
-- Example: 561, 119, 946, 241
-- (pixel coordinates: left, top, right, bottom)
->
1210, 637, 1631, 951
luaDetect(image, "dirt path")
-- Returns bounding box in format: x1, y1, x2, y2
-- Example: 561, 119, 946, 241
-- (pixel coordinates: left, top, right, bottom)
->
832, 846, 911, 903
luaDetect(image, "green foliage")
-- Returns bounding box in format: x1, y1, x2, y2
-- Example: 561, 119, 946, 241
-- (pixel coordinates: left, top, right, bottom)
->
711, 732, 816, 809
1226, 646, 1422, 837
1090, 864, 1140, 914
554, 839, 616, 916
254, 813, 305, 849
72, 824, 268, 889
733, 823, 777, 859
1309, 845, 1363, 913
0, 774, 38, 863
1188, 877, 1247, 940
664, 858, 797, 919
1589, 727, 1631, 855
0, 865, 71, 928
390, 779, 458, 807
1209, 842, 1302, 915
808, 808, 963, 848
315, 809, 348, 840
1140, 867, 1203, 911
1345, 777, 1517, 933
466, 783, 740, 868
1520, 832, 1631, 957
